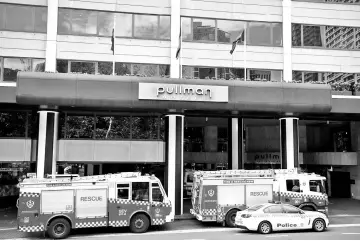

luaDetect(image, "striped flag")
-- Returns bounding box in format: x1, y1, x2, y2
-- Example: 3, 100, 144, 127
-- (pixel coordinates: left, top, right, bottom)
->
176, 27, 181, 59
230, 30, 245, 55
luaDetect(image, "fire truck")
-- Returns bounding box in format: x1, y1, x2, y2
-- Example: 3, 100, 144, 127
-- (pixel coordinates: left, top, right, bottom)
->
17, 172, 172, 239
190, 168, 328, 227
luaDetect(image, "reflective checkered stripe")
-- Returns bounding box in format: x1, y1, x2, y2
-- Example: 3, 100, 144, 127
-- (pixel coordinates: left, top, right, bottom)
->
75, 221, 107, 228
201, 209, 216, 216
152, 219, 165, 225
19, 192, 40, 198
276, 192, 327, 200
109, 199, 150, 206
151, 202, 171, 208
19, 225, 44, 232
109, 220, 128, 227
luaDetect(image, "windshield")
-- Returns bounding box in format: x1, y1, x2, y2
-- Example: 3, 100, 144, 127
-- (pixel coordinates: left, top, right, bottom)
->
248, 204, 264, 211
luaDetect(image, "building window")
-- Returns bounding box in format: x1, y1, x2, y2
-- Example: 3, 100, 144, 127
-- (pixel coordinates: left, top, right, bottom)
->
182, 17, 282, 47
95, 115, 131, 139
249, 69, 282, 82
218, 127, 228, 152
58, 8, 170, 40
117, 183, 130, 199
132, 116, 160, 140
70, 61, 96, 74
32, 59, 46, 72
292, 0, 360, 4
184, 127, 204, 152
0, 111, 29, 138
0, 4, 47, 33
64, 114, 95, 139
217, 68, 244, 80
292, 23, 359, 50
3, 58, 31, 82
115, 63, 131, 75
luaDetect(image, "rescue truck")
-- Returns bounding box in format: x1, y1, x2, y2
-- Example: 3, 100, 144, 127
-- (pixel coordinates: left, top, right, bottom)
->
190, 168, 328, 227
17, 172, 172, 239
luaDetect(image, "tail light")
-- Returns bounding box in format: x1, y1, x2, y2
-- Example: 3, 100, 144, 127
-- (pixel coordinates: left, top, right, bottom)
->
241, 214, 252, 218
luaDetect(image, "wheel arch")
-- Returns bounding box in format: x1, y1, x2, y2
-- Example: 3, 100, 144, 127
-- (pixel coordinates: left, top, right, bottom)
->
129, 211, 152, 226
46, 214, 73, 230
225, 208, 241, 218
299, 202, 317, 211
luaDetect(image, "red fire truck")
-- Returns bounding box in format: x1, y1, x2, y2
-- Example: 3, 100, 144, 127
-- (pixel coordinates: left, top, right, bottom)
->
17, 172, 172, 239
190, 169, 328, 227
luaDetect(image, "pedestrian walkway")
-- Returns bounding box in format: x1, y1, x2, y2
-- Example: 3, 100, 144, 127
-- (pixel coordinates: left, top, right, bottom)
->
328, 198, 360, 216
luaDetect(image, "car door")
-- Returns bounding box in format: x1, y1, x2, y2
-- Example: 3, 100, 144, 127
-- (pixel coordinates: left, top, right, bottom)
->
263, 205, 287, 231
150, 181, 170, 225
282, 204, 309, 230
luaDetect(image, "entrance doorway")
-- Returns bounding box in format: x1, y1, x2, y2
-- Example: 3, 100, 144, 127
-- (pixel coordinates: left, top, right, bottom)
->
330, 171, 351, 198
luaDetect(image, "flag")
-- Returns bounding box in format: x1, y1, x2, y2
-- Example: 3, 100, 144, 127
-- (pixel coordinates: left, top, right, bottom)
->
111, 28, 115, 55
176, 27, 181, 59
230, 30, 245, 55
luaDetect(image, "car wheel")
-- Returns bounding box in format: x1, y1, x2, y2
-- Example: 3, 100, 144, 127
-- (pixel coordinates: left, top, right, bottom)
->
258, 221, 272, 234
302, 206, 315, 211
225, 209, 238, 227
130, 213, 150, 233
47, 218, 71, 239
313, 218, 326, 232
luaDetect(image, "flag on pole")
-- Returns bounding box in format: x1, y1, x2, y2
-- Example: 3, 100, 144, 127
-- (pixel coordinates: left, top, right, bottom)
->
229, 30, 245, 55
176, 27, 182, 59
111, 28, 115, 55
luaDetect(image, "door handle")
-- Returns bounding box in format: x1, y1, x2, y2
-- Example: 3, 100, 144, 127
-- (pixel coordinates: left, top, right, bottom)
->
117, 205, 121, 209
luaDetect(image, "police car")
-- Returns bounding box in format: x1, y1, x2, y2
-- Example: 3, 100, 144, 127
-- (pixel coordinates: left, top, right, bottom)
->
234, 202, 329, 234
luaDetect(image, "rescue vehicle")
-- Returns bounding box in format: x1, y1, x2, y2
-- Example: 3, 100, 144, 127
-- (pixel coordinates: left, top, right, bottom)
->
17, 172, 172, 239
190, 168, 328, 227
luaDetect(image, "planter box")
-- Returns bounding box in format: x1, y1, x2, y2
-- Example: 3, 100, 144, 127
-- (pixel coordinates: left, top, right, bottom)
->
332, 90, 352, 96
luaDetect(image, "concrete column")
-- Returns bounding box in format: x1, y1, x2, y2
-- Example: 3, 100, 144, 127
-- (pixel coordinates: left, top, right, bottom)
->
280, 117, 299, 169
165, 114, 184, 217
350, 122, 360, 151
282, 0, 292, 82
170, 0, 181, 78
228, 117, 243, 170
45, 0, 59, 72
37, 110, 59, 178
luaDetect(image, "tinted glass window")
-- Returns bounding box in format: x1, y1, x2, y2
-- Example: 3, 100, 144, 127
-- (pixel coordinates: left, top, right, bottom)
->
70, 61, 95, 74
0, 4, 5, 29
132, 116, 159, 139
98, 12, 114, 36
283, 205, 301, 214
273, 23, 283, 46
304, 72, 321, 83
248, 204, 264, 211
133, 64, 158, 76
117, 183, 129, 199
248, 22, 271, 46
159, 65, 170, 76
0, 112, 27, 137
217, 20, 246, 43
159, 15, 171, 39
65, 115, 95, 139
32, 59, 45, 72
356, 28, 360, 50
56, 60, 69, 73
115, 63, 131, 75
292, 71, 303, 82
286, 179, 300, 192
98, 62, 113, 75
182, 17, 192, 41
58, 8, 72, 34
132, 182, 149, 201
95, 116, 131, 139
3, 58, 31, 81
6, 5, 33, 32
309, 180, 325, 193
152, 186, 164, 202
303, 25, 325, 47
35, 7, 47, 33
292, 24, 302, 46
72, 10, 97, 35
265, 205, 283, 213
116, 13, 132, 37
217, 68, 244, 80
134, 14, 158, 39
193, 18, 215, 41
325, 26, 354, 49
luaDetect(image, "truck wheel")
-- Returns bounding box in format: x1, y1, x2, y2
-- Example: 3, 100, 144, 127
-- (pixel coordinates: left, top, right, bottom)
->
130, 213, 150, 233
313, 218, 326, 232
225, 209, 238, 227
258, 221, 272, 234
47, 218, 71, 239
301, 206, 315, 211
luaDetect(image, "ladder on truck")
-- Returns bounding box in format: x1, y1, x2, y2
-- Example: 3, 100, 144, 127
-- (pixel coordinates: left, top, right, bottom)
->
194, 169, 275, 179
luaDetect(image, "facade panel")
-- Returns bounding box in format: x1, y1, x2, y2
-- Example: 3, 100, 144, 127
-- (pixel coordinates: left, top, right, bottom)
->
292, 1, 360, 27
0, 0, 46, 6
181, 0, 282, 22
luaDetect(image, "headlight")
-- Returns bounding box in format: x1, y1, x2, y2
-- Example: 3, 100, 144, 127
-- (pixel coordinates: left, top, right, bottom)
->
241, 214, 252, 218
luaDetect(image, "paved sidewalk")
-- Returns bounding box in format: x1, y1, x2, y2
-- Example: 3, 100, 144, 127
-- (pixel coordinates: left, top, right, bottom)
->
328, 198, 360, 216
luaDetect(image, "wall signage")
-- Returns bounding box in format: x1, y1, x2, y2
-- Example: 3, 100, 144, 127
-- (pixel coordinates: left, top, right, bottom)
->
245, 153, 281, 165
138, 83, 229, 102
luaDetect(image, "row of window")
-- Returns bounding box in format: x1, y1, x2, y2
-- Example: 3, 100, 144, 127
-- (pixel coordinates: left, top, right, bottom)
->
0, 112, 36, 138
182, 66, 283, 82
292, 0, 360, 4
58, 8, 171, 40
0, 4, 47, 33
184, 126, 228, 152
56, 60, 170, 77
0, 57, 45, 82
292, 24, 360, 50
59, 114, 165, 140
182, 17, 283, 47
292, 71, 360, 91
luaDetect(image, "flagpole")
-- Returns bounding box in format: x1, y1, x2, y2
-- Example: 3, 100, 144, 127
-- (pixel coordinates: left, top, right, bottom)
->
179, 27, 182, 79
112, 14, 116, 76
244, 22, 247, 81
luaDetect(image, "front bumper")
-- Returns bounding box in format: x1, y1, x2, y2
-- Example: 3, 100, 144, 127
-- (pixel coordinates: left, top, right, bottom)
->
165, 215, 174, 223
190, 209, 203, 221
235, 224, 249, 230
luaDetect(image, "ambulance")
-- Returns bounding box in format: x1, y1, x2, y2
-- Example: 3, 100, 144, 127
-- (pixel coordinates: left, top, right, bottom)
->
190, 168, 328, 227
17, 172, 172, 239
